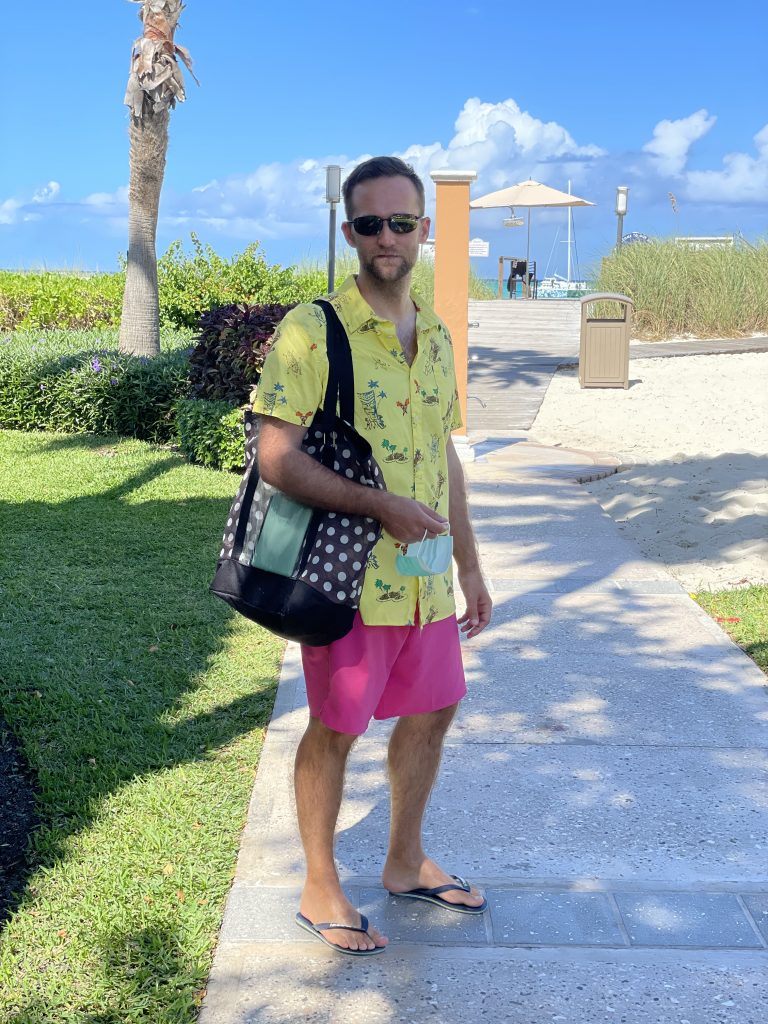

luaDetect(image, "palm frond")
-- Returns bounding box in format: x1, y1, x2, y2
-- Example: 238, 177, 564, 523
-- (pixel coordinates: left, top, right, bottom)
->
123, 0, 197, 121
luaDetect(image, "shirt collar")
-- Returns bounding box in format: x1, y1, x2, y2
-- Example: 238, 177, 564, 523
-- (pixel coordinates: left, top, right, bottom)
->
333, 274, 441, 334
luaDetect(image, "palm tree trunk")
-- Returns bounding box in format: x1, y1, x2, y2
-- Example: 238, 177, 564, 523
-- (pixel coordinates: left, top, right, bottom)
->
118, 0, 195, 357
119, 108, 168, 356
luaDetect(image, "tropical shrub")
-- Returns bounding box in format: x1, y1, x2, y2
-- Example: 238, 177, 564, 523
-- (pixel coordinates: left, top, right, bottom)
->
188, 301, 295, 405
0, 237, 325, 332
597, 239, 768, 339
0, 271, 123, 331
156, 233, 324, 329
174, 397, 245, 472
0, 343, 191, 442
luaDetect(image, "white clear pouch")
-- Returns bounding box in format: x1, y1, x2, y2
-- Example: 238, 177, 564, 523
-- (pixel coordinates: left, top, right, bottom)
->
395, 531, 453, 576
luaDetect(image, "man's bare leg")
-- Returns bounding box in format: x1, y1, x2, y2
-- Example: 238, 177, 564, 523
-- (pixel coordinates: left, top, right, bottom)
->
295, 716, 388, 950
381, 703, 485, 908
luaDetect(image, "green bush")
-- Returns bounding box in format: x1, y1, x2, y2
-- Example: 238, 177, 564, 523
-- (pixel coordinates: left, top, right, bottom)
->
1, 241, 496, 335
175, 397, 245, 471
0, 342, 192, 442
0, 271, 124, 331
189, 302, 295, 405
597, 239, 768, 339
0, 237, 325, 332
156, 233, 325, 329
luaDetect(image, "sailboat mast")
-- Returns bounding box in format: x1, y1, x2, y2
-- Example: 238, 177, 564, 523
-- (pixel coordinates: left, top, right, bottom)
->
567, 180, 572, 283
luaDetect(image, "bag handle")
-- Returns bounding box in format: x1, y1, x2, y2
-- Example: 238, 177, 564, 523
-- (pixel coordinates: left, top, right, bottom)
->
313, 299, 355, 428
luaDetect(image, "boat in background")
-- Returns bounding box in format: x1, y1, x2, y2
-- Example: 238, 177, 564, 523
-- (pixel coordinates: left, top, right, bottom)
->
537, 273, 590, 299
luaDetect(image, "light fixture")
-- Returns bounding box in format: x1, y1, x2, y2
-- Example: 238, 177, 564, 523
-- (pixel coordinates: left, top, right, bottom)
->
502, 205, 524, 228
325, 165, 341, 205
615, 186, 629, 249
325, 165, 342, 291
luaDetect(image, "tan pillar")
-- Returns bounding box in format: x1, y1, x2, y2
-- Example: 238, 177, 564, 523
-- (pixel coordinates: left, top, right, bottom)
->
429, 170, 476, 441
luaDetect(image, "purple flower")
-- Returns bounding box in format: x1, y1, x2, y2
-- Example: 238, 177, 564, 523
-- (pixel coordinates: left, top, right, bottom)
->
110, 377, 118, 385
91, 356, 103, 373
39, 382, 46, 391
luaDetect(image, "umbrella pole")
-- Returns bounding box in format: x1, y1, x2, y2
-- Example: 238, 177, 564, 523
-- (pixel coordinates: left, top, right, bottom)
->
525, 209, 532, 298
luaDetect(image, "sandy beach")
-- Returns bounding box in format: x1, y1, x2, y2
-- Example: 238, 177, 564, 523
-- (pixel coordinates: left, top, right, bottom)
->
530, 352, 768, 590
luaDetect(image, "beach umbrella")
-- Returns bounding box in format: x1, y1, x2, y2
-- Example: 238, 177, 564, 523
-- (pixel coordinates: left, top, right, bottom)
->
470, 180, 594, 293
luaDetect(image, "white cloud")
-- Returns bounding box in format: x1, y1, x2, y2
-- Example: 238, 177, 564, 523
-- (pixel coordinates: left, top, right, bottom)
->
0, 101, 607, 240
0, 198, 21, 225
393, 98, 606, 201
685, 123, 768, 203
3, 99, 764, 252
1, 181, 61, 223
163, 100, 605, 242
32, 181, 60, 204
642, 109, 716, 176
83, 186, 129, 207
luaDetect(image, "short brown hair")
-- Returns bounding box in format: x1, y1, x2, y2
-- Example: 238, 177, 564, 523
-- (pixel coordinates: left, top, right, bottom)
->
342, 156, 426, 219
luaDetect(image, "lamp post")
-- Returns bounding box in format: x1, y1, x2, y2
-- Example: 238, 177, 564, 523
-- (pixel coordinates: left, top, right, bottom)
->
325, 165, 342, 293
615, 186, 629, 250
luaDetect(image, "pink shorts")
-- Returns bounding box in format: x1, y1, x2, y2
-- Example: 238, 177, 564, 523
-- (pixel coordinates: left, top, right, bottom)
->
301, 613, 466, 736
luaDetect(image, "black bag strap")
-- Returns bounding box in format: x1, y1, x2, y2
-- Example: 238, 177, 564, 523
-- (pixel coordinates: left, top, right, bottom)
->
313, 299, 355, 427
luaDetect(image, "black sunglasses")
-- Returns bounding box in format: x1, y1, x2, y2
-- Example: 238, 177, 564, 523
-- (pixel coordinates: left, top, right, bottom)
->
348, 214, 424, 236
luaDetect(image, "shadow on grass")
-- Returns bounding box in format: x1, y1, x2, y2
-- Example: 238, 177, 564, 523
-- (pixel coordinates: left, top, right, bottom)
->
3, 921, 204, 1024
0, 432, 279, 932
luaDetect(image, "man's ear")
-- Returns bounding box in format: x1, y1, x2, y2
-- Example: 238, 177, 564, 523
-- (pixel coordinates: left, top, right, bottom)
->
340, 220, 356, 249
419, 216, 431, 243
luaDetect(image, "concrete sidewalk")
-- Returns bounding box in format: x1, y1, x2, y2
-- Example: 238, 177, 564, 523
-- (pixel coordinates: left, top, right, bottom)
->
199, 445, 768, 1024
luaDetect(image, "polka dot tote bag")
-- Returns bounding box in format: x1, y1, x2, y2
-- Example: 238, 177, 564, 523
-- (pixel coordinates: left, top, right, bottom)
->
210, 300, 386, 646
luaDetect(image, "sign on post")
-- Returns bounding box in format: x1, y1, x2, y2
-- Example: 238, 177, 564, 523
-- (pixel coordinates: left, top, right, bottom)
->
468, 237, 490, 257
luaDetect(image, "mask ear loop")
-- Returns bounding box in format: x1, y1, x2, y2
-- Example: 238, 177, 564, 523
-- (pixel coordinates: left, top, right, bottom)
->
416, 528, 429, 558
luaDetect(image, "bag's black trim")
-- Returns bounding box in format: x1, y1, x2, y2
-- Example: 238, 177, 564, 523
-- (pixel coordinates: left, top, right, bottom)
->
210, 559, 357, 646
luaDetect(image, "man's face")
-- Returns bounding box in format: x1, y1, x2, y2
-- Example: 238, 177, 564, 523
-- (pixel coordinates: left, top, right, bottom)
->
341, 176, 430, 285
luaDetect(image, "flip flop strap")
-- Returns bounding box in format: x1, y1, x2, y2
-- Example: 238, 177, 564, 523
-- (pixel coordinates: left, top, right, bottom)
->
413, 876, 471, 897
312, 914, 370, 934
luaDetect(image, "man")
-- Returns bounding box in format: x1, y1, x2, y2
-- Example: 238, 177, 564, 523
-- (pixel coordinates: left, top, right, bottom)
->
253, 156, 492, 955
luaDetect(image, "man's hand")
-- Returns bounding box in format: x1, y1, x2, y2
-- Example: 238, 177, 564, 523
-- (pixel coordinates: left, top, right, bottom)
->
456, 566, 492, 639
378, 493, 449, 544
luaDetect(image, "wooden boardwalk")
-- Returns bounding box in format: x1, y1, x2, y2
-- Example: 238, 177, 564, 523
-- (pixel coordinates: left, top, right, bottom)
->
465, 300, 768, 437
467, 299, 581, 435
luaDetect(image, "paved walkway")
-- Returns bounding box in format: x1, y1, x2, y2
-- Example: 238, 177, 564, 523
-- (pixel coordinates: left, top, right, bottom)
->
467, 299, 768, 432
199, 445, 768, 1024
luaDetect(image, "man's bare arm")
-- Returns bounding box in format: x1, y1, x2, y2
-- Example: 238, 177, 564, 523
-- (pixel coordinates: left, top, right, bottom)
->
257, 416, 448, 545
447, 438, 492, 637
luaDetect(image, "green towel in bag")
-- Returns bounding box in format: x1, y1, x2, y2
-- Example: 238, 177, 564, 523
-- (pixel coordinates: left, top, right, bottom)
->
251, 492, 313, 576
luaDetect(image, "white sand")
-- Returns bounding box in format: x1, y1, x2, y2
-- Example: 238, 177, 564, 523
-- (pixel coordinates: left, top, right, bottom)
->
530, 353, 768, 589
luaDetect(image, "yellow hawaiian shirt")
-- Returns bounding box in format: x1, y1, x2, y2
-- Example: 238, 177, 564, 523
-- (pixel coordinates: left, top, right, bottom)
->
251, 274, 463, 627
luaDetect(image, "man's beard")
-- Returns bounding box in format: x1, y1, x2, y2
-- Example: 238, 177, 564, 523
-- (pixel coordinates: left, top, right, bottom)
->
361, 252, 415, 283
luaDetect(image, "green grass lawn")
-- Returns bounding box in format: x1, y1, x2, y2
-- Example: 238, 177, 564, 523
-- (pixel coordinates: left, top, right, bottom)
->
693, 585, 768, 675
0, 429, 283, 1023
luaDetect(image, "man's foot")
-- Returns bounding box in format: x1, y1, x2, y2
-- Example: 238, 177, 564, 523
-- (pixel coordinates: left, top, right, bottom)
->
382, 856, 486, 911
299, 882, 388, 952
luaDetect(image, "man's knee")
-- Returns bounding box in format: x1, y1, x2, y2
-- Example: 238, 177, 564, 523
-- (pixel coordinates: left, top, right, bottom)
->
428, 701, 459, 734
303, 715, 359, 753
398, 701, 459, 738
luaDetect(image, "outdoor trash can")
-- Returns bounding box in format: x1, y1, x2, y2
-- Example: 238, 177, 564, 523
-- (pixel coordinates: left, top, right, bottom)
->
578, 293, 634, 388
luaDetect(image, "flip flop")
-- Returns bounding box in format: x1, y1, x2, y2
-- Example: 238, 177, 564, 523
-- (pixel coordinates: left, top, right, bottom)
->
387, 874, 488, 915
295, 911, 386, 956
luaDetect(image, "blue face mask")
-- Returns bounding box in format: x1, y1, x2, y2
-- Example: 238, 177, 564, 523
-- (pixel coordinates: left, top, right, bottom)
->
396, 532, 453, 576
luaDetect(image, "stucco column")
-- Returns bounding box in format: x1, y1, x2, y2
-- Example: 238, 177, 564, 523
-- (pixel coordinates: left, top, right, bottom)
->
429, 170, 476, 451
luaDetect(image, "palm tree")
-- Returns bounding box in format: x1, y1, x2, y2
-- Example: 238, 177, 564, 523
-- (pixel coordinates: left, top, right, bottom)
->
119, 0, 197, 356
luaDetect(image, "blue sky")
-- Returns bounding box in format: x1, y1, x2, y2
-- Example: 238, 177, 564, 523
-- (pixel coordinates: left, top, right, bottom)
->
2, 0, 767, 280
